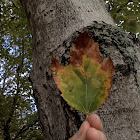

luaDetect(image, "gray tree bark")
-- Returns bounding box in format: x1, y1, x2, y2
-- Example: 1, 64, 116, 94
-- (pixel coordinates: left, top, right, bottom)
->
20, 0, 140, 140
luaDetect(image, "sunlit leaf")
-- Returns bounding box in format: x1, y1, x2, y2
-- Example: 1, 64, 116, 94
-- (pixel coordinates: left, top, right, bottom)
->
51, 32, 114, 115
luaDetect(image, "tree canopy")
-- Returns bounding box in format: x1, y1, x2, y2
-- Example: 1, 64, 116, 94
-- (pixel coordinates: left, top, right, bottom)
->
0, 0, 44, 139
107, 0, 140, 35
0, 0, 140, 139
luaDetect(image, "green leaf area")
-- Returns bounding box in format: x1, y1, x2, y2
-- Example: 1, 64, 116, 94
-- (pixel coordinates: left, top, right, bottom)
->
109, 0, 140, 34
59, 56, 110, 114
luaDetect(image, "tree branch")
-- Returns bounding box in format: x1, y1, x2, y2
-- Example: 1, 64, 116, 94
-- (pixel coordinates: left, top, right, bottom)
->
12, 118, 38, 140
11, 0, 18, 9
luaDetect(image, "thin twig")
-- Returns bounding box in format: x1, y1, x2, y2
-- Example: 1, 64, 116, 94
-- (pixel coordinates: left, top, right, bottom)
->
11, 0, 18, 9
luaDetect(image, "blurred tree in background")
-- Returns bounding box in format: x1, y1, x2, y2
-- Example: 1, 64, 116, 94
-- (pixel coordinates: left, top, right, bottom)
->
0, 0, 139, 139
0, 0, 44, 139
106, 0, 140, 35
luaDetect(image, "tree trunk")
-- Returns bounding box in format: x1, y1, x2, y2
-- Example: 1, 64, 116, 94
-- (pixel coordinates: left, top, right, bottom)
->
20, 0, 140, 140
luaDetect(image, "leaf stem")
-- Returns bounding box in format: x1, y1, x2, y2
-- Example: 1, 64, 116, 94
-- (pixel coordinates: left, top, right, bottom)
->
86, 113, 89, 119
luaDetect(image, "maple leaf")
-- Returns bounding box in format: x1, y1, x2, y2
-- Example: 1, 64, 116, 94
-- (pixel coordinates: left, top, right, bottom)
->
51, 32, 114, 115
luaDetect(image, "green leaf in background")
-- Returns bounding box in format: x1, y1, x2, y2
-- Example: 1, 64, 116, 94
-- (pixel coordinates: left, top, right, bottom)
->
0, 0, 44, 139
107, 0, 140, 35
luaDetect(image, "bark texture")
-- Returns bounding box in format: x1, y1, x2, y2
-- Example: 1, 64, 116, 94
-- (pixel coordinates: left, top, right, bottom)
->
20, 0, 140, 140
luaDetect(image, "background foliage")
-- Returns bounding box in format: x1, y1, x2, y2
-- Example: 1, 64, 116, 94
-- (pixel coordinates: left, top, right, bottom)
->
0, 0, 44, 139
0, 0, 139, 139
106, 0, 140, 35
